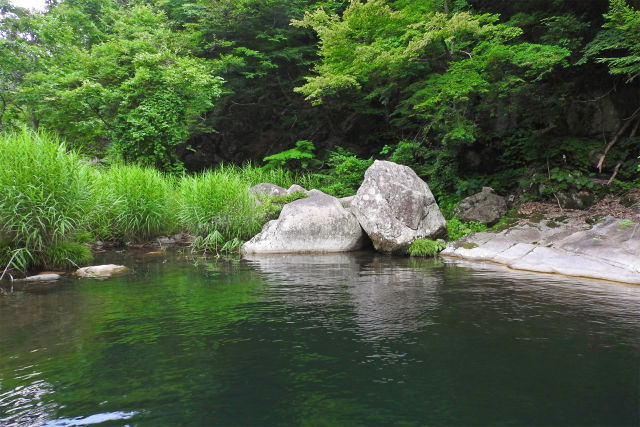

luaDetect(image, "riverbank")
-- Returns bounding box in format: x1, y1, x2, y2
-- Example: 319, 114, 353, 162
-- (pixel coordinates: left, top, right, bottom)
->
441, 191, 640, 284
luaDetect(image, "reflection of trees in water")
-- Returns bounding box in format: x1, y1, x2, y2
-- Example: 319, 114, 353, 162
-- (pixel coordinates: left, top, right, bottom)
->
242, 253, 445, 342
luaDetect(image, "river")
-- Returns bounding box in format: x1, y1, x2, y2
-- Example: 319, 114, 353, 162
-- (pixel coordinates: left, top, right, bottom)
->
1, 250, 639, 426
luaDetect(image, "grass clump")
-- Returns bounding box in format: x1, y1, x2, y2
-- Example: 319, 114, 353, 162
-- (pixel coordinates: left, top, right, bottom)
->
446, 218, 487, 241
46, 241, 93, 268
177, 165, 261, 242
0, 129, 93, 269
408, 238, 446, 257
92, 163, 177, 242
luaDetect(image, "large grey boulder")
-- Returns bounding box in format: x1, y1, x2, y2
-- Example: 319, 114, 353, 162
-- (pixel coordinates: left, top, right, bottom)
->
241, 190, 368, 254
351, 160, 446, 254
454, 187, 508, 226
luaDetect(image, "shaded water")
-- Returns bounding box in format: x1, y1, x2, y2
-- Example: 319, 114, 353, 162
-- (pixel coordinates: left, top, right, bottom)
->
1, 251, 639, 426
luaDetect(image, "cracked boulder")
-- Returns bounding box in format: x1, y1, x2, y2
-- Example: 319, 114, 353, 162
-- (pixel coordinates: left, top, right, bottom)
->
351, 160, 446, 254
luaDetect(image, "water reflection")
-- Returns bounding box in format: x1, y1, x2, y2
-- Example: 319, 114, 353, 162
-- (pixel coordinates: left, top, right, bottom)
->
243, 254, 443, 342
0, 251, 638, 426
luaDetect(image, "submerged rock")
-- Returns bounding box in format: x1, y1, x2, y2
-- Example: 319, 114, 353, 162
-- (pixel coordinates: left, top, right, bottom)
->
352, 160, 446, 254
24, 273, 61, 282
441, 216, 640, 284
454, 187, 507, 226
76, 264, 130, 278
241, 190, 368, 254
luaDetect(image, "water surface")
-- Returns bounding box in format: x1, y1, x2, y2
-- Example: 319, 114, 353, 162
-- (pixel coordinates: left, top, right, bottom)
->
1, 251, 639, 426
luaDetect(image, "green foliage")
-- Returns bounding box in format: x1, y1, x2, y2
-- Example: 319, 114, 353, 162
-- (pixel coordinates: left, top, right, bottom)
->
262, 140, 320, 170
320, 147, 373, 197
0, 129, 92, 268
408, 238, 446, 257
534, 168, 596, 198
446, 218, 487, 241
256, 191, 309, 223
45, 241, 93, 268
582, 0, 640, 82
92, 163, 176, 242
177, 166, 261, 242
294, 1, 569, 147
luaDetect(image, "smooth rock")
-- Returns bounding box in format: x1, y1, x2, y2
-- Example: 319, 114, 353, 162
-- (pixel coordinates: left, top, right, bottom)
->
76, 264, 130, 278
441, 216, 640, 284
241, 190, 368, 254
249, 183, 287, 197
352, 160, 446, 254
24, 273, 61, 282
286, 184, 307, 194
454, 187, 508, 226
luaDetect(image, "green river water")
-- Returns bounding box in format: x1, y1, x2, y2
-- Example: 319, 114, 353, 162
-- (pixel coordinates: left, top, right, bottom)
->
0, 250, 639, 426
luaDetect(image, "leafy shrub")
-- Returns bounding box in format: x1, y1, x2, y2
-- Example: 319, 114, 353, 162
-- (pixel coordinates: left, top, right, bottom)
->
408, 238, 446, 257
92, 163, 176, 242
447, 218, 488, 241
262, 140, 320, 170
436, 194, 462, 220
0, 129, 93, 268
535, 168, 595, 197
177, 166, 260, 241
320, 147, 373, 197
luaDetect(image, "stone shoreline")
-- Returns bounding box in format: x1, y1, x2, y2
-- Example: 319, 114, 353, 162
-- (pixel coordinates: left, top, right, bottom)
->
441, 214, 640, 285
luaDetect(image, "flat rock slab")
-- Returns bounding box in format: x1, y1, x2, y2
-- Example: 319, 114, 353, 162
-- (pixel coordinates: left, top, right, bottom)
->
76, 264, 130, 278
441, 216, 640, 284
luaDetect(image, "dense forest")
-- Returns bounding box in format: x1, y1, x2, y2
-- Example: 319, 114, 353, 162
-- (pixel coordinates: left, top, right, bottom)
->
1, 0, 640, 270
2, 0, 639, 189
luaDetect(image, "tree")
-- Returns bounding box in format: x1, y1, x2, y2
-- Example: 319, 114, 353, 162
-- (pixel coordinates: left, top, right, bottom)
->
293, 0, 569, 192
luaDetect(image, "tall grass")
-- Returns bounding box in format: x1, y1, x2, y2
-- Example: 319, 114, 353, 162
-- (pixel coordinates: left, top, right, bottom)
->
0, 131, 321, 269
91, 163, 178, 242
0, 129, 93, 268
238, 163, 323, 190
177, 165, 262, 241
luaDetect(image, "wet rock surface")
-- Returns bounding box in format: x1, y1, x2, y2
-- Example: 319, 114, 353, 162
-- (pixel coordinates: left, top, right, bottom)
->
441, 216, 640, 284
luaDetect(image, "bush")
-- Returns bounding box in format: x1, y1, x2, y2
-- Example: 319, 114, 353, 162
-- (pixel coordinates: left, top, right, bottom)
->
320, 147, 373, 197
447, 218, 488, 241
408, 238, 446, 257
177, 165, 261, 241
0, 129, 93, 269
92, 163, 176, 242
